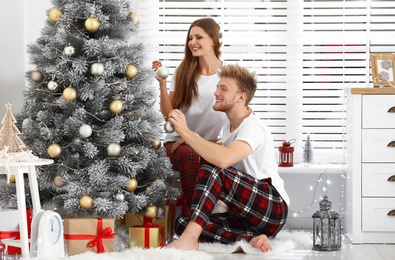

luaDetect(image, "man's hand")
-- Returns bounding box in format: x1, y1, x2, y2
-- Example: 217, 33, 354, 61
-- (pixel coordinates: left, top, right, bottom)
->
168, 109, 189, 136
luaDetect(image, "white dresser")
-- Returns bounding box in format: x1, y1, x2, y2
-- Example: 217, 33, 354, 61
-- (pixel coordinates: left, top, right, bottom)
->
346, 87, 395, 243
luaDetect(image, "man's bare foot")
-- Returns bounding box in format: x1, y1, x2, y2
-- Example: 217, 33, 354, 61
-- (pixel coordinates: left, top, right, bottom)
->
249, 234, 272, 252
165, 236, 199, 251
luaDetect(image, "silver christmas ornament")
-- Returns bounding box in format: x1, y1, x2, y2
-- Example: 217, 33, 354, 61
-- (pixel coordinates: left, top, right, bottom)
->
156, 66, 169, 80
156, 207, 166, 219
115, 192, 125, 202
64, 45, 75, 56
107, 143, 121, 156
22, 118, 34, 130
79, 124, 92, 138
164, 121, 174, 133
90, 62, 104, 76
47, 80, 58, 91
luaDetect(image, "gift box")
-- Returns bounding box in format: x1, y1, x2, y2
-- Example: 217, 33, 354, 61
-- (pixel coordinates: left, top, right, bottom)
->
126, 205, 172, 243
0, 208, 32, 255
128, 217, 164, 248
63, 218, 115, 256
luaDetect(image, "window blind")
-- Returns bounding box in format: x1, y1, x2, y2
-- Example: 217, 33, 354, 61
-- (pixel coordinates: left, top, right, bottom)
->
136, 0, 395, 164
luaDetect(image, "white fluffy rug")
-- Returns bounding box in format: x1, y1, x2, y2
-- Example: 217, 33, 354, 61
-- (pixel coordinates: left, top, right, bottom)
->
34, 230, 312, 260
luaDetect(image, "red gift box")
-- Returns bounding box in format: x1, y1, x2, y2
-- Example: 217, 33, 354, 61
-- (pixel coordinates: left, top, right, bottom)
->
0, 209, 32, 255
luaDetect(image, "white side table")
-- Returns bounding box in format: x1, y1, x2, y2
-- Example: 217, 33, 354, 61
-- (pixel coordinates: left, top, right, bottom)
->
0, 159, 53, 258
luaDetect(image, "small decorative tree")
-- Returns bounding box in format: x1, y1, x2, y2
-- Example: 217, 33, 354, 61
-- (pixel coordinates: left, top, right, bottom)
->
303, 134, 313, 165
0, 103, 26, 153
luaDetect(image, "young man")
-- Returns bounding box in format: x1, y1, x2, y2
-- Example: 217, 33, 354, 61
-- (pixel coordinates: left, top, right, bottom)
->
166, 64, 289, 252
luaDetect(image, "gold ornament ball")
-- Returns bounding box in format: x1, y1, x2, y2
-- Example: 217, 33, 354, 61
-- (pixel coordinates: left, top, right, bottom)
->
31, 70, 44, 83
129, 12, 141, 26
53, 175, 64, 188
144, 205, 158, 219
47, 143, 62, 158
151, 139, 162, 150
63, 86, 77, 101
109, 99, 124, 114
49, 8, 62, 23
85, 17, 100, 32
9, 175, 16, 183
125, 177, 138, 192
125, 64, 138, 79
79, 195, 94, 210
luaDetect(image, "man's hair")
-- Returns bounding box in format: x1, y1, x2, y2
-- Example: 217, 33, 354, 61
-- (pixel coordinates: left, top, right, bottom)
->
218, 64, 257, 105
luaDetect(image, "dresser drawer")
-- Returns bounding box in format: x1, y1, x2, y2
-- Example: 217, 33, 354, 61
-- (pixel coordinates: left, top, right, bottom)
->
362, 129, 395, 162
362, 95, 395, 129
362, 163, 395, 197
362, 198, 395, 232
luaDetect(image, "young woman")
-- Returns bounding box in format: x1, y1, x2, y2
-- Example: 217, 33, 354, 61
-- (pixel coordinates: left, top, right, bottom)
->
153, 18, 226, 210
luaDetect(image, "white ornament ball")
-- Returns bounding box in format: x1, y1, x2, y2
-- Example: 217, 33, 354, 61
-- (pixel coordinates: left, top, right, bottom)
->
90, 62, 104, 76
115, 192, 125, 202
164, 121, 174, 133
156, 207, 166, 219
79, 124, 92, 138
47, 80, 58, 92
64, 45, 75, 56
107, 143, 121, 157
22, 118, 34, 130
156, 66, 169, 80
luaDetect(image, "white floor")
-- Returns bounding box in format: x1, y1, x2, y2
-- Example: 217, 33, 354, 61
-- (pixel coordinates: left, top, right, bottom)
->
208, 236, 395, 260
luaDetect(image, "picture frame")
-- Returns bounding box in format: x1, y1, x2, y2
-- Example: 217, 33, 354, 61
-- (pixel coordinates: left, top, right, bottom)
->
370, 53, 395, 87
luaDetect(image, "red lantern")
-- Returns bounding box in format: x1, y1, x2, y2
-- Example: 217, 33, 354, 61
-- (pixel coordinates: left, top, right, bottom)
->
278, 140, 295, 167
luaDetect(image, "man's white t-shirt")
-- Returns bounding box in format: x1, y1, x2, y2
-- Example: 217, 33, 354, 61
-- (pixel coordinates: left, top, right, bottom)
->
222, 114, 290, 206
164, 69, 226, 143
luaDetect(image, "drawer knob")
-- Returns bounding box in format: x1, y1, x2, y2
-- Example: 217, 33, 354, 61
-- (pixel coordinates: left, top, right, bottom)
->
388, 107, 395, 113
387, 141, 395, 147
388, 175, 395, 182
388, 210, 395, 216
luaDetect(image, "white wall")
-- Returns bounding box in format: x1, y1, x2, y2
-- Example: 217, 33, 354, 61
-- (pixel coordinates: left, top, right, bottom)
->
0, 0, 50, 119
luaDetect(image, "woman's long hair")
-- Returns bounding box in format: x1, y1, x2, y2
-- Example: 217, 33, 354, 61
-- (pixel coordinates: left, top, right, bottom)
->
172, 18, 222, 109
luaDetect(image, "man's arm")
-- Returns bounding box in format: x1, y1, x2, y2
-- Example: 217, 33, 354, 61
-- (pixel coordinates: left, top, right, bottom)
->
168, 109, 251, 168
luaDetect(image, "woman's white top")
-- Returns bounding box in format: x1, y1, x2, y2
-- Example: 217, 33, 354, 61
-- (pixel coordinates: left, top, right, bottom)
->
164, 69, 226, 143
222, 114, 290, 206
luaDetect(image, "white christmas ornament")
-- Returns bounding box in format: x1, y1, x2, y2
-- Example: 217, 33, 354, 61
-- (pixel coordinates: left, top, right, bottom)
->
64, 45, 75, 56
79, 124, 92, 138
90, 62, 104, 76
107, 143, 121, 156
164, 121, 174, 133
156, 66, 169, 80
47, 80, 58, 92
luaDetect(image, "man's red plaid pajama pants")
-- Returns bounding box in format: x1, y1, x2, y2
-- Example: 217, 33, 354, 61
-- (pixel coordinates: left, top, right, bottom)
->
174, 163, 288, 244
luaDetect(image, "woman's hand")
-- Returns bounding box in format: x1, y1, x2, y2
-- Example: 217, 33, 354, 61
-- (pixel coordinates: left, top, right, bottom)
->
152, 60, 167, 83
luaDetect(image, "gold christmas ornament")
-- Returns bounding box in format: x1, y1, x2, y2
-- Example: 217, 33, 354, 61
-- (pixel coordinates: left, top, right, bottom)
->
53, 175, 64, 188
47, 143, 61, 158
64, 45, 75, 56
144, 205, 158, 219
49, 8, 62, 23
107, 143, 121, 157
109, 99, 124, 114
47, 80, 58, 92
79, 195, 94, 210
156, 66, 169, 80
125, 64, 138, 79
128, 12, 141, 26
85, 16, 100, 32
9, 175, 16, 183
151, 139, 162, 150
30, 70, 44, 83
90, 62, 104, 76
63, 86, 77, 101
125, 177, 138, 192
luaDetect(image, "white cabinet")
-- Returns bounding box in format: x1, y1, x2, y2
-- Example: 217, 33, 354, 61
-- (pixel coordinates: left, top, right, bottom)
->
346, 88, 395, 243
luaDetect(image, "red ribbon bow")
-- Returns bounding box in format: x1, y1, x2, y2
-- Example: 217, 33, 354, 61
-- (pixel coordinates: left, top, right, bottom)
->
64, 218, 115, 254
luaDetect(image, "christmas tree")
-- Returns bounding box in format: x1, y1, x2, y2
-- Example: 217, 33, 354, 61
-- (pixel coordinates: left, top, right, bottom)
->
1, 0, 178, 219
303, 134, 313, 165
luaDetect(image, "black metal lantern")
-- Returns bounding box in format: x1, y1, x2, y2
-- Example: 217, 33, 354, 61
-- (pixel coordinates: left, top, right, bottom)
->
312, 195, 342, 251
